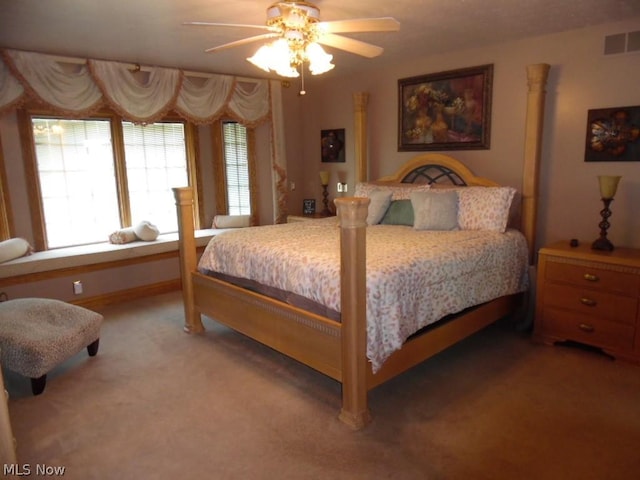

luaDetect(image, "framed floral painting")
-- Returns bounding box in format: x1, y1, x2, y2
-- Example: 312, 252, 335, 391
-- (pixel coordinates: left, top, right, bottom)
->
398, 64, 493, 151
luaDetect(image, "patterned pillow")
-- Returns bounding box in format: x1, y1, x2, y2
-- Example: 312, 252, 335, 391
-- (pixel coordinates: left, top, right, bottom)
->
354, 182, 431, 200
457, 186, 516, 232
411, 190, 459, 231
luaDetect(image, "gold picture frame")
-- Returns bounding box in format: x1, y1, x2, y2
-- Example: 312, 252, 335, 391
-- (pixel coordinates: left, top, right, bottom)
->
398, 64, 493, 151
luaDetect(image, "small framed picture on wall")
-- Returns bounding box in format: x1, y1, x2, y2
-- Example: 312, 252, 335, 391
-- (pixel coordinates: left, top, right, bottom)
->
303, 199, 316, 215
321, 128, 345, 162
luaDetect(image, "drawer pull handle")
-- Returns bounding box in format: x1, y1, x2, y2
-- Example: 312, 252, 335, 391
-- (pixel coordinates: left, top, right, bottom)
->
583, 273, 599, 282
579, 323, 595, 333
580, 297, 597, 307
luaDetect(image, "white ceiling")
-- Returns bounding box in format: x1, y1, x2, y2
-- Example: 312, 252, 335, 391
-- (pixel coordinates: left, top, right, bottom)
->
1, 0, 639, 79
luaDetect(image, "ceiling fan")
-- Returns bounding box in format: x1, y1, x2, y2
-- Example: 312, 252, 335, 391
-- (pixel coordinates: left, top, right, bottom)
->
184, 1, 400, 78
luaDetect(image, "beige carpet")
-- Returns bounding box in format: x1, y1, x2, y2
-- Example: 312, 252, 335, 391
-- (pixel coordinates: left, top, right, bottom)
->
4, 292, 640, 480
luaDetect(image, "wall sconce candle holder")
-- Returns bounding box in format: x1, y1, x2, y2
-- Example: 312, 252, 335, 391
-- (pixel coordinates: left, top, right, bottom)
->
591, 175, 621, 251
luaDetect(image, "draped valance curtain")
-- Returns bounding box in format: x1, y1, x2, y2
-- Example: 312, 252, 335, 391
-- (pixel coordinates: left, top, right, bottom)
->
0, 49, 288, 221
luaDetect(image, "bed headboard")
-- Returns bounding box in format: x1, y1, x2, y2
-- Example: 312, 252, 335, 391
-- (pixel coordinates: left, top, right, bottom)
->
372, 152, 525, 259
376, 153, 499, 187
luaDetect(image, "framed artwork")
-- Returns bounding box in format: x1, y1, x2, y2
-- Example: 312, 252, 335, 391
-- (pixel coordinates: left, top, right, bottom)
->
303, 199, 316, 215
398, 64, 493, 151
321, 128, 345, 162
585, 105, 640, 162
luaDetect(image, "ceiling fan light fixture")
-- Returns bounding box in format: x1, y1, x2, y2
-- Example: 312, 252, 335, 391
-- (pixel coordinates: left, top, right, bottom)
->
247, 39, 300, 78
271, 39, 301, 77
246, 44, 274, 72
306, 43, 334, 75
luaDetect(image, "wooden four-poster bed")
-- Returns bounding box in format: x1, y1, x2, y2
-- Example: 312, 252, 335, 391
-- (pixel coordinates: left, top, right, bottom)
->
173, 64, 550, 429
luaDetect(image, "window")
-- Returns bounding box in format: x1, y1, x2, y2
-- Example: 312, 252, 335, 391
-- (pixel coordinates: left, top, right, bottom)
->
222, 122, 250, 216
214, 121, 257, 222
28, 115, 196, 249
122, 121, 189, 233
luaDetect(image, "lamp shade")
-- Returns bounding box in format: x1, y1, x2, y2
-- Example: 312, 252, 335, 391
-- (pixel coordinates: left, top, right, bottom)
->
319, 170, 330, 185
598, 175, 621, 199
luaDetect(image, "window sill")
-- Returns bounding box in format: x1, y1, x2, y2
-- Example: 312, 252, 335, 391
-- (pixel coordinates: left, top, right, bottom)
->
0, 229, 221, 280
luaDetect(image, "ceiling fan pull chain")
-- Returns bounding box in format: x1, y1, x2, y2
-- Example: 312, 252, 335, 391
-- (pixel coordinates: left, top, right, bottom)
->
299, 64, 306, 96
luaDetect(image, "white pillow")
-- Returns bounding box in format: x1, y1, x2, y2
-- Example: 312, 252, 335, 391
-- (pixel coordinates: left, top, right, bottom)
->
212, 215, 251, 228
411, 191, 459, 231
0, 238, 33, 263
457, 187, 516, 232
365, 189, 393, 225
133, 221, 159, 241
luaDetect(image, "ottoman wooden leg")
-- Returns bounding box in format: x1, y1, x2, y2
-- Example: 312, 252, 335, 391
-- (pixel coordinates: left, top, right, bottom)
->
87, 338, 100, 357
31, 375, 47, 396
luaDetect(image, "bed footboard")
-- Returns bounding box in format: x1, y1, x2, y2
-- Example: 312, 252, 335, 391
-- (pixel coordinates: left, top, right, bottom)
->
174, 187, 374, 428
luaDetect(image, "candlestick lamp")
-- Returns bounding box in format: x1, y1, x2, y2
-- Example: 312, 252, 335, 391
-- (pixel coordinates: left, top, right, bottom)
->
319, 170, 331, 216
591, 175, 621, 251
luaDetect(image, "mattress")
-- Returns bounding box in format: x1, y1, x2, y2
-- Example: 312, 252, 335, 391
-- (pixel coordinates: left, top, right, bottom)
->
198, 217, 529, 372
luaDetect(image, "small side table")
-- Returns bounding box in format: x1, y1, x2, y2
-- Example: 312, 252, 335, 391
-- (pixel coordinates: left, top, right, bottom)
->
534, 240, 640, 363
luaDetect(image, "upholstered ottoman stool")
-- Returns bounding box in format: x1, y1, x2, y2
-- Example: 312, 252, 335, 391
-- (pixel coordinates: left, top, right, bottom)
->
0, 298, 103, 395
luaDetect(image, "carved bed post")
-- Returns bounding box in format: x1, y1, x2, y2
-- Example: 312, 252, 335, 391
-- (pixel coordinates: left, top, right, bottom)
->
173, 187, 204, 334
353, 92, 369, 183
335, 196, 372, 429
522, 63, 550, 265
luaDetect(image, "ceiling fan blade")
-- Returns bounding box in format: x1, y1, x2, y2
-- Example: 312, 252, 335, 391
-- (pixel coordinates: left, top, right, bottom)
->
184, 21, 270, 31
318, 17, 400, 34
205, 33, 279, 53
318, 33, 384, 58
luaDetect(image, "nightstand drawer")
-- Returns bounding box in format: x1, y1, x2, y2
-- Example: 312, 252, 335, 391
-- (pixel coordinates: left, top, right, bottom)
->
545, 261, 640, 296
542, 307, 635, 351
543, 283, 637, 325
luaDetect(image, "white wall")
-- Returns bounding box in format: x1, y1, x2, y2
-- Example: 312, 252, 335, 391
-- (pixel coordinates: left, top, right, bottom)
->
286, 18, 640, 252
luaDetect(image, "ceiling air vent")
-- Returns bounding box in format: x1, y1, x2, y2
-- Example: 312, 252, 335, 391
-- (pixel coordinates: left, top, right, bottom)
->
604, 31, 640, 55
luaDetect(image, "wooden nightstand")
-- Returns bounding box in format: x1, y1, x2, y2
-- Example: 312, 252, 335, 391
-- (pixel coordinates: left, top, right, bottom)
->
534, 240, 640, 362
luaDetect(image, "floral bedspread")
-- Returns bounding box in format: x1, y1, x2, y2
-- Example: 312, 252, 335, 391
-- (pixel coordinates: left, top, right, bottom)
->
198, 217, 529, 372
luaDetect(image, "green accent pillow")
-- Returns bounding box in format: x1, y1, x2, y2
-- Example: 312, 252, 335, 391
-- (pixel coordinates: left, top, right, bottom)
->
380, 200, 414, 226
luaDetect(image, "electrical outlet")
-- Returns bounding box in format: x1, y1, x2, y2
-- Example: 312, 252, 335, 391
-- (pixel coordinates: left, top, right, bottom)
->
337, 182, 347, 193
73, 280, 83, 295
290, 181, 296, 191
337, 182, 343, 193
